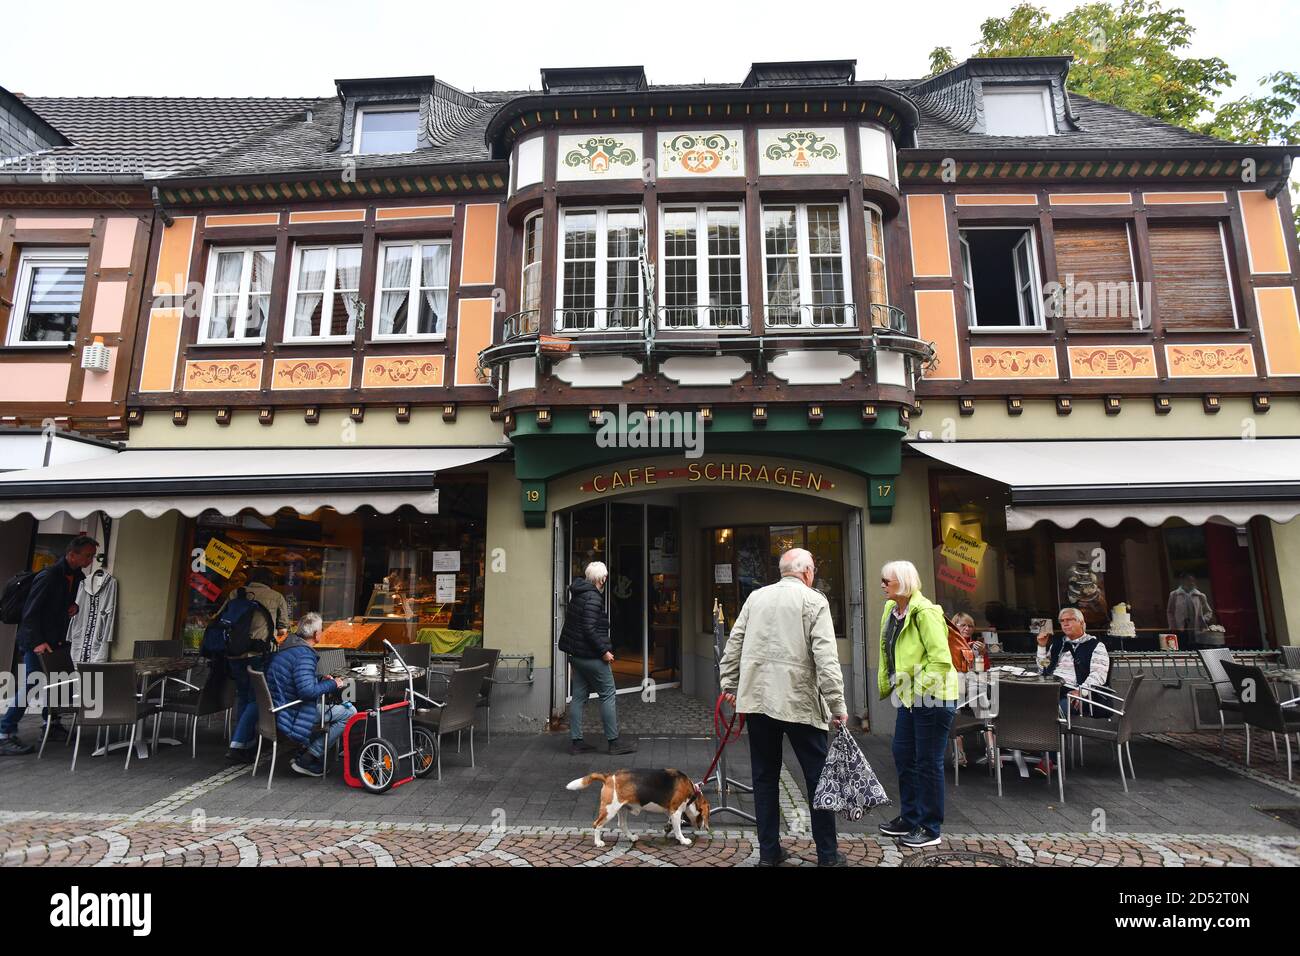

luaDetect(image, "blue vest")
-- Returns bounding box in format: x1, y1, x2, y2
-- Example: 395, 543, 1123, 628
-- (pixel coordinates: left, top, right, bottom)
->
1046, 634, 1110, 692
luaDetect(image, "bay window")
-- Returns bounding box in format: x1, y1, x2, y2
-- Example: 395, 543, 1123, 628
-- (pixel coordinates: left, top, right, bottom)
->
557, 207, 643, 331
199, 246, 275, 343
660, 204, 745, 329
762, 202, 851, 328
374, 240, 451, 339
6, 248, 87, 345
285, 244, 363, 341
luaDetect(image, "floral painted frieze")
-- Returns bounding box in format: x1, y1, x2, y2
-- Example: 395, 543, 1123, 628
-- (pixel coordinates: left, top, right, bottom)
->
970, 347, 1058, 379
557, 133, 640, 181
1067, 346, 1158, 378
1166, 345, 1257, 377
657, 130, 743, 178
271, 358, 352, 390
183, 359, 262, 391
758, 127, 847, 175
362, 355, 445, 388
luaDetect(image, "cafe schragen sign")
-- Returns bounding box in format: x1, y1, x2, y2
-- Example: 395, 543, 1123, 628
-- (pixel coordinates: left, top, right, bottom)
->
577, 460, 837, 495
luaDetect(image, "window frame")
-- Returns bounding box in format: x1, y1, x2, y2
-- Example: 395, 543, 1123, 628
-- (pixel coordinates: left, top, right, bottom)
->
959, 225, 1046, 331
519, 210, 544, 316
282, 242, 364, 344
372, 238, 453, 342
656, 202, 748, 331
982, 85, 1055, 137
197, 245, 277, 345
555, 205, 644, 332
5, 247, 88, 348
352, 102, 422, 155
760, 200, 853, 330
863, 201, 889, 310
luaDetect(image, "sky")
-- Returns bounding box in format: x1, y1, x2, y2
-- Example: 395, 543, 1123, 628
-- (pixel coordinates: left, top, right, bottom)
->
3, 0, 1296, 104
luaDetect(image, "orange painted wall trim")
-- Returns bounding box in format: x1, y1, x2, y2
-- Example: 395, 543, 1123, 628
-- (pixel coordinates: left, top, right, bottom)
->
1067, 345, 1158, 378
1256, 287, 1300, 375
1165, 344, 1257, 377
970, 346, 1058, 379
954, 194, 1037, 206
362, 355, 446, 387
1142, 191, 1228, 205
376, 205, 455, 221
287, 209, 366, 224
272, 358, 353, 390
459, 204, 499, 286
205, 212, 280, 227
907, 194, 951, 278
1049, 193, 1132, 206
914, 290, 961, 380
139, 308, 184, 392
454, 298, 495, 387
152, 216, 197, 296
1240, 191, 1292, 274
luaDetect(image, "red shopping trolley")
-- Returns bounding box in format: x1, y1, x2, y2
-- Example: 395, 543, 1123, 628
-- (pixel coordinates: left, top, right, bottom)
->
341, 641, 438, 793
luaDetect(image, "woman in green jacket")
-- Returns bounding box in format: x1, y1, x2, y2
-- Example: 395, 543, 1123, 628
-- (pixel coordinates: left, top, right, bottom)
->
875, 560, 958, 848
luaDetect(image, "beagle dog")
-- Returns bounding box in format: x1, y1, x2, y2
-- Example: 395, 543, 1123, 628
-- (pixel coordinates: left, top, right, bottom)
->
566, 769, 710, 848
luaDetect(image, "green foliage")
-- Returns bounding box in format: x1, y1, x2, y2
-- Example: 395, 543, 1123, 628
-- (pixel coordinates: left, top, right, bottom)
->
927, 47, 957, 77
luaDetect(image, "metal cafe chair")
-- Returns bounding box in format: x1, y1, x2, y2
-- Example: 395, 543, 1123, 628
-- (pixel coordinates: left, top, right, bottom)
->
950, 675, 997, 787
989, 679, 1066, 803
248, 669, 329, 791
34, 645, 81, 758
461, 646, 501, 741
1063, 674, 1147, 793
1198, 648, 1245, 751
411, 663, 490, 780
157, 665, 233, 758
1222, 661, 1300, 782
67, 662, 161, 772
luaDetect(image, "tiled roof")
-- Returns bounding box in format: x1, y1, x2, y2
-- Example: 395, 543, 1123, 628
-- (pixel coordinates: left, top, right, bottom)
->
3, 95, 320, 177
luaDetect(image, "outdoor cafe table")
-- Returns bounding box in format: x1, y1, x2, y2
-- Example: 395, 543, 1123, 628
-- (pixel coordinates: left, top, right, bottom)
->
89, 656, 196, 760
332, 665, 427, 711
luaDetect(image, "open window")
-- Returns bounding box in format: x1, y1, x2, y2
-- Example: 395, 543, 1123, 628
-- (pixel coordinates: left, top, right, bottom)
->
959, 227, 1043, 328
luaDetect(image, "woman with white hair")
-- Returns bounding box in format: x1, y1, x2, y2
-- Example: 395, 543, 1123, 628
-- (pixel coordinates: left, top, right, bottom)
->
558, 561, 636, 756
875, 559, 958, 849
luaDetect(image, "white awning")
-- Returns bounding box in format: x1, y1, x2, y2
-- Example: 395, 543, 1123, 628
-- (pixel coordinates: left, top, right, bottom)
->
910, 439, 1300, 531
0, 446, 506, 521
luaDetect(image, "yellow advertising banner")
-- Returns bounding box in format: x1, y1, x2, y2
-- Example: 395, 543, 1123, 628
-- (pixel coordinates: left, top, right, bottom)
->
204, 538, 244, 579
941, 527, 987, 568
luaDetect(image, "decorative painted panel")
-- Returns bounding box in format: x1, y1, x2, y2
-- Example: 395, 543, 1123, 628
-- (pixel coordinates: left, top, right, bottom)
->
906, 195, 950, 278
1067, 346, 1157, 378
460, 204, 499, 286
454, 298, 494, 387
556, 133, 642, 182
768, 351, 858, 385
272, 358, 353, 390
1165, 344, 1256, 377
657, 130, 744, 178
659, 355, 749, 385
757, 127, 847, 176
183, 359, 262, 391
552, 355, 642, 387
362, 355, 445, 388
970, 346, 1059, 379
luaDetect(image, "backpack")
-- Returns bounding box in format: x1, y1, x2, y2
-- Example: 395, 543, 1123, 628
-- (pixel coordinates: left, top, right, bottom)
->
0, 571, 37, 626
201, 588, 277, 657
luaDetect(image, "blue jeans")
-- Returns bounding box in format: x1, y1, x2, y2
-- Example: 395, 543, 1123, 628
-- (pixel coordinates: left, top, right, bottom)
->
892, 701, 957, 837
746, 712, 838, 863
306, 702, 355, 760
226, 655, 266, 748
1, 649, 47, 737
569, 656, 618, 741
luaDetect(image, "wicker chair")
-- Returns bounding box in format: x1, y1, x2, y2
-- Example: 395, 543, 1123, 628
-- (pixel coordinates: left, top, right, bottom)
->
1222, 661, 1300, 781
315, 648, 347, 678
950, 677, 997, 786
157, 666, 233, 757
248, 669, 328, 790
411, 663, 489, 780
133, 640, 184, 659
1281, 646, 1300, 670
1063, 674, 1146, 793
989, 679, 1066, 802
1198, 649, 1244, 750
67, 662, 160, 771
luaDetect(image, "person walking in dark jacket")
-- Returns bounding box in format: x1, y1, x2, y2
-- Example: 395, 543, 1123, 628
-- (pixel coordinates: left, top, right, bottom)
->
559, 562, 635, 756
1, 536, 97, 756
263, 612, 354, 777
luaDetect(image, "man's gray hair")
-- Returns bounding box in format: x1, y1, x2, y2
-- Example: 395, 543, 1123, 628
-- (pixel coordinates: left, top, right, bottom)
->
1058, 607, 1085, 624
584, 561, 608, 585
881, 560, 922, 596
779, 548, 814, 575
299, 612, 323, 638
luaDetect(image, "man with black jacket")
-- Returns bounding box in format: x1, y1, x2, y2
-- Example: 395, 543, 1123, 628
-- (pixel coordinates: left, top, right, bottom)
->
0, 536, 97, 756
559, 561, 635, 756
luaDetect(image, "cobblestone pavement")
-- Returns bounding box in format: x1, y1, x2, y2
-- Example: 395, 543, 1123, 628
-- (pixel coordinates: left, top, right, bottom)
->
1153, 731, 1300, 796
577, 687, 716, 737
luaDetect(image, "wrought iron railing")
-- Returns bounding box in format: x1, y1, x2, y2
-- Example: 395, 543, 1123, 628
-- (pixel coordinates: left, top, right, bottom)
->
503, 309, 541, 341
763, 302, 857, 329
554, 306, 649, 333
658, 303, 750, 331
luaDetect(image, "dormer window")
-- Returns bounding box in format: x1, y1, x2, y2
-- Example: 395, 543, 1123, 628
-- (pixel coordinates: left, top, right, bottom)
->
983, 85, 1054, 136
354, 104, 420, 154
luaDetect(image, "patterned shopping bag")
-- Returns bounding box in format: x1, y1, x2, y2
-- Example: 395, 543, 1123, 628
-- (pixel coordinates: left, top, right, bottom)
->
812, 724, 891, 820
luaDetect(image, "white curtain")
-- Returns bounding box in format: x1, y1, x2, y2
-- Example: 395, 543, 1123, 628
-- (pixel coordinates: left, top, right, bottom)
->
380, 246, 413, 334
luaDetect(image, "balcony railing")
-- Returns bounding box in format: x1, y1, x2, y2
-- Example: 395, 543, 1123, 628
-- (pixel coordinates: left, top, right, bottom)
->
658, 304, 750, 330
554, 306, 648, 333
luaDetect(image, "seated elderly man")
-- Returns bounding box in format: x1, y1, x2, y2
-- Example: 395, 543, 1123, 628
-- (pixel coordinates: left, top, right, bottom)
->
264, 612, 355, 777
1036, 606, 1111, 717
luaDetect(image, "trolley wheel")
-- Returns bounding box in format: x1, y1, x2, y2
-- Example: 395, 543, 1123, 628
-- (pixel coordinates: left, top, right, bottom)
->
358, 737, 398, 793
412, 726, 437, 779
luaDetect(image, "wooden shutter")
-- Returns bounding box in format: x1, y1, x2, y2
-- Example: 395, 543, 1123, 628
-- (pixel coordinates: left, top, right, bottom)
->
1149, 221, 1236, 330
1053, 221, 1138, 330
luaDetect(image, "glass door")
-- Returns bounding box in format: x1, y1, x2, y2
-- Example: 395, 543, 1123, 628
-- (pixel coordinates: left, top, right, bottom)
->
608, 503, 646, 689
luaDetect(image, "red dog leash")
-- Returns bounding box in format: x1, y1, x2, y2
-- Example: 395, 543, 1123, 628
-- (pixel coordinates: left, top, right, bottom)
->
697, 693, 745, 791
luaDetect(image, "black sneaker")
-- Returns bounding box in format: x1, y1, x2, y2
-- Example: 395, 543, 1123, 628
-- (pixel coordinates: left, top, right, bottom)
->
607, 737, 638, 756
0, 736, 35, 756
757, 848, 791, 867
290, 756, 324, 777
818, 852, 848, 867
900, 827, 941, 849
568, 739, 596, 755
878, 815, 910, 837
225, 747, 254, 764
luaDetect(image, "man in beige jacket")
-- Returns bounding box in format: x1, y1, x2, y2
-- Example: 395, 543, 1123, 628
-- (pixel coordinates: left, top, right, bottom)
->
720, 548, 847, 867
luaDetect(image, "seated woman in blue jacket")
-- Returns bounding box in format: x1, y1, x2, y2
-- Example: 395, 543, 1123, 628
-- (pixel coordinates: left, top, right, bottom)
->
265, 612, 354, 777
